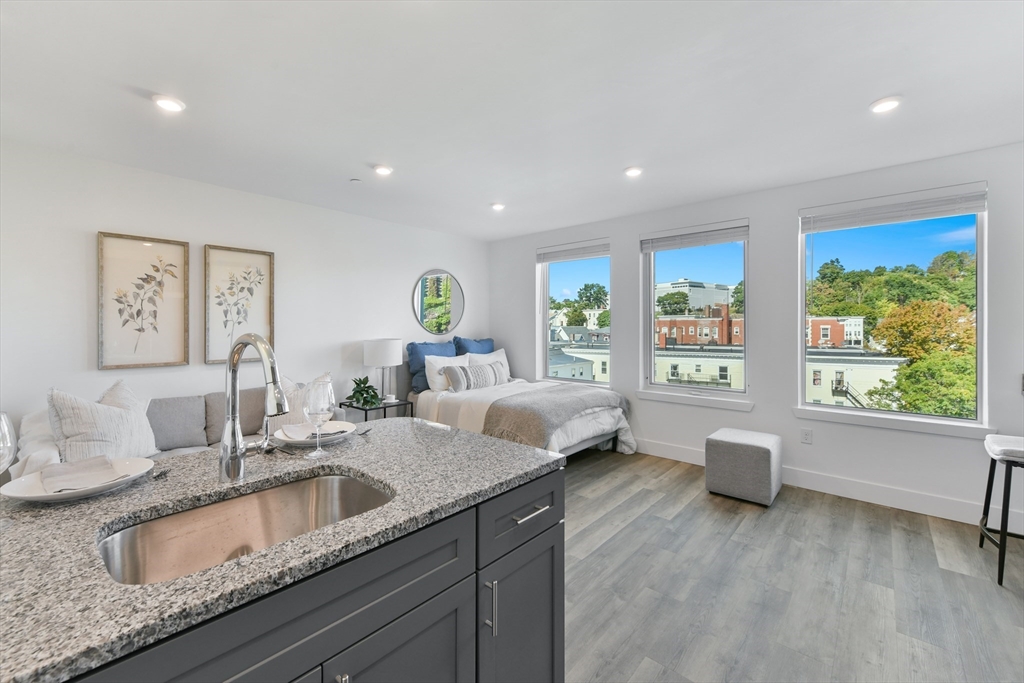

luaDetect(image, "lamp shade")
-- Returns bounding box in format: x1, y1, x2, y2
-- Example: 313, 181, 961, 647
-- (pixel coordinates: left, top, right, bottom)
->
363, 338, 403, 367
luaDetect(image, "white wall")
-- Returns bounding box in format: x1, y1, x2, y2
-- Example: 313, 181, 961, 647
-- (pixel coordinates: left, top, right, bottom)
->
0, 140, 490, 427
489, 143, 1024, 530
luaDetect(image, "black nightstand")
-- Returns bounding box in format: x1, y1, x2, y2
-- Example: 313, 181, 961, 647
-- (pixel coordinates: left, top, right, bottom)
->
339, 399, 414, 421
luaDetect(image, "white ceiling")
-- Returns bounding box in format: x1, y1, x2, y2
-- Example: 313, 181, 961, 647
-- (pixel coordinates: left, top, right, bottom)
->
2, 1, 1021, 241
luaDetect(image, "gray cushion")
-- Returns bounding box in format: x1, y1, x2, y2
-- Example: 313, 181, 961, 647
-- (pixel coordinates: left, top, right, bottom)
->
204, 388, 265, 446
147, 396, 208, 451
704, 428, 782, 506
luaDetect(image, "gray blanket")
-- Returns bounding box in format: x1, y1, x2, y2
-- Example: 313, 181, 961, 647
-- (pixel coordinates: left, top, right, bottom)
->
482, 383, 630, 449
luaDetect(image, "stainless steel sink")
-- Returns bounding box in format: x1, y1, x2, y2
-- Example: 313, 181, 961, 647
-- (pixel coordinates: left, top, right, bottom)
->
98, 475, 393, 585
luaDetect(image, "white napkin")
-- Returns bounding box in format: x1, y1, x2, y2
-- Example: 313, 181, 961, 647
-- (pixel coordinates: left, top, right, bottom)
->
39, 456, 128, 494
280, 422, 348, 440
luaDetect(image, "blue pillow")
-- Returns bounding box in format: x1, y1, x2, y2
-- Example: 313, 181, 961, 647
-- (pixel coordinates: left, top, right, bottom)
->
453, 336, 495, 355
407, 341, 456, 393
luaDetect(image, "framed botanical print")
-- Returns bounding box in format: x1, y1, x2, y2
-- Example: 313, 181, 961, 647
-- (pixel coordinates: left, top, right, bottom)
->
98, 232, 189, 369
205, 245, 274, 364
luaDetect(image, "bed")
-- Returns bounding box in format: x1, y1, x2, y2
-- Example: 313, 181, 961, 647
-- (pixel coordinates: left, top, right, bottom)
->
409, 379, 636, 455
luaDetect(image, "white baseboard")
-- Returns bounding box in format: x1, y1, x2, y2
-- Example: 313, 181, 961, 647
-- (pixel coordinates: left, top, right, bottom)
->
633, 438, 1024, 535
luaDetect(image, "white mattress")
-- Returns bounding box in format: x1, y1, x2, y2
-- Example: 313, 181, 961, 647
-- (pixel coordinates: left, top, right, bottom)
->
411, 380, 635, 454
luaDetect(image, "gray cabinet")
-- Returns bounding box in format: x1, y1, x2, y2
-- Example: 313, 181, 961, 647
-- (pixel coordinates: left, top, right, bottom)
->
477, 524, 565, 683
323, 576, 476, 683
75, 470, 565, 683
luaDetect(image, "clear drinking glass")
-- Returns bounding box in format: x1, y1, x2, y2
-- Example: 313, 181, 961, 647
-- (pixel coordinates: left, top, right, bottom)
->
303, 380, 335, 459
0, 412, 16, 474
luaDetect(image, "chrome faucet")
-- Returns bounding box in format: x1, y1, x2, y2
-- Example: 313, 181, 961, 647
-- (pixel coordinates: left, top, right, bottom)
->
220, 333, 289, 484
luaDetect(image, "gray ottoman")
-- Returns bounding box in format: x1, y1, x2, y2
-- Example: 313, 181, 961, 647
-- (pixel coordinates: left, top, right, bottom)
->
705, 428, 781, 506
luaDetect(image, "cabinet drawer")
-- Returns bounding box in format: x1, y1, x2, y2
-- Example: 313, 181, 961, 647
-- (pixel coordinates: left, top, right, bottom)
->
323, 576, 476, 683
476, 469, 564, 568
77, 510, 475, 683
291, 666, 322, 683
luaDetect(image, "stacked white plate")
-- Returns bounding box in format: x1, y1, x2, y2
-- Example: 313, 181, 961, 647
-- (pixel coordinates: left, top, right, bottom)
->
0, 458, 154, 502
274, 421, 357, 447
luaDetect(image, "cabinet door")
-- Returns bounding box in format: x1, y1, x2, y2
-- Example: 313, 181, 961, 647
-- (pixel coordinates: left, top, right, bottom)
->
323, 576, 476, 683
477, 523, 564, 683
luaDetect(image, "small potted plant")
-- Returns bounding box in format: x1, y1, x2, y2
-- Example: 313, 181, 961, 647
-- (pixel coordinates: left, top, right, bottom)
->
346, 376, 381, 409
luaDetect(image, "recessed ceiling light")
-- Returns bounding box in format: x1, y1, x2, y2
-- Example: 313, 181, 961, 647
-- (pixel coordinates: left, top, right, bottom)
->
142, 242, 154, 246
491, 203, 505, 211
374, 165, 393, 176
625, 167, 643, 177
152, 95, 185, 113
870, 96, 901, 114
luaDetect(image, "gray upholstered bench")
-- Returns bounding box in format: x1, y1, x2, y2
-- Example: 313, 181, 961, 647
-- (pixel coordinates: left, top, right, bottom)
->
705, 428, 781, 506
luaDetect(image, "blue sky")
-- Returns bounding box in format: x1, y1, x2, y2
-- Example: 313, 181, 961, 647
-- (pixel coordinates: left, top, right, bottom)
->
805, 214, 976, 279
549, 214, 977, 302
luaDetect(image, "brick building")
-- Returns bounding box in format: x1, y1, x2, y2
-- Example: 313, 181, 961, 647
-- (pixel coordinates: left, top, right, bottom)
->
655, 304, 744, 348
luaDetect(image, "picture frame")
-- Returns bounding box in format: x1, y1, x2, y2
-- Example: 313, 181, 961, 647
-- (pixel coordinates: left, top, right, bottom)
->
205, 244, 275, 364
98, 232, 189, 370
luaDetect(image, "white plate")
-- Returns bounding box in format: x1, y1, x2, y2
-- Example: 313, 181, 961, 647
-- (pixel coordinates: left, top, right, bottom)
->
0, 458, 155, 503
274, 421, 356, 446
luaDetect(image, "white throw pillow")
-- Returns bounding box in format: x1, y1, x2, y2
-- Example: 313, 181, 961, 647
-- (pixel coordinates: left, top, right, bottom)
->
47, 380, 158, 462
424, 354, 470, 393
466, 348, 511, 378
265, 372, 332, 435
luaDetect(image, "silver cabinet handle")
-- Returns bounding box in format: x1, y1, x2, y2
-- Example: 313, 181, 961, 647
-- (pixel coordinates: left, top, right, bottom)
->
484, 580, 498, 636
513, 504, 551, 525
336, 675, 350, 683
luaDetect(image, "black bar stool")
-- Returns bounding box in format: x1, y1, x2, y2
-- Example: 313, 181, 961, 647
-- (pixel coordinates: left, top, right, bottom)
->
979, 434, 1024, 586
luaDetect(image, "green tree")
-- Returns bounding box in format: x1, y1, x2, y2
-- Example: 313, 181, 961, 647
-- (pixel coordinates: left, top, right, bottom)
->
872, 300, 975, 361
565, 305, 587, 327
656, 291, 690, 315
817, 258, 846, 286
731, 281, 744, 314
576, 283, 609, 309
549, 296, 564, 311
597, 310, 610, 328
866, 348, 976, 419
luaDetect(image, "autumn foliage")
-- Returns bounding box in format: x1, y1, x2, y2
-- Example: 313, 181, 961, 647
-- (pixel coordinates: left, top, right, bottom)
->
871, 300, 975, 362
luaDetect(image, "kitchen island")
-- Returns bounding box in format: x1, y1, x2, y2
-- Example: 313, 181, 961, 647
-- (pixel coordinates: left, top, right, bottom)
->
0, 418, 565, 683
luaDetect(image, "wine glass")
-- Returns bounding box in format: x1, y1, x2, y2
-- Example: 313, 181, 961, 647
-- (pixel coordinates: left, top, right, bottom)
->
0, 412, 17, 474
303, 379, 335, 459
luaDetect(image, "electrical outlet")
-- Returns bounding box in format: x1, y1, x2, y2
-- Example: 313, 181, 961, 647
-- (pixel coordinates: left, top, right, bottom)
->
800, 429, 813, 445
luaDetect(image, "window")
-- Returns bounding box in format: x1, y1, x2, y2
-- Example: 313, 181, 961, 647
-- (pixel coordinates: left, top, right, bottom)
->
719, 366, 729, 381
670, 326, 676, 337
812, 370, 821, 386
801, 183, 984, 421
670, 363, 679, 378
643, 219, 748, 391
539, 240, 610, 383
734, 326, 740, 335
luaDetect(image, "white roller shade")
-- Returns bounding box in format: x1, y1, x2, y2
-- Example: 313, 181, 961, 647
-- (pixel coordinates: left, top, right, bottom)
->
537, 239, 610, 263
800, 181, 987, 234
640, 219, 749, 254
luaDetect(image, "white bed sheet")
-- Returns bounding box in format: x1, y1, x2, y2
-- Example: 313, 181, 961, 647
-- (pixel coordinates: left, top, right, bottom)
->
412, 381, 635, 454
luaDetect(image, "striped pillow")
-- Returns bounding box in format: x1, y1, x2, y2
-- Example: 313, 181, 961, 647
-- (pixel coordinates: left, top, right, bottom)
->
443, 361, 510, 393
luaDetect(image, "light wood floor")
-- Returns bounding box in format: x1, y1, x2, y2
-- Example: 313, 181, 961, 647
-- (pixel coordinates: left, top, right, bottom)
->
563, 450, 1024, 683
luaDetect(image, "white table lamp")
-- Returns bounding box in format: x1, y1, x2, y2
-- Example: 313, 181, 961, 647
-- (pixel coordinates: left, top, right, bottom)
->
363, 338, 403, 403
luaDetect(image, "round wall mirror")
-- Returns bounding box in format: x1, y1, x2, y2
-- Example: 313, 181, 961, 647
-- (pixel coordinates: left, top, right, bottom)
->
412, 269, 464, 335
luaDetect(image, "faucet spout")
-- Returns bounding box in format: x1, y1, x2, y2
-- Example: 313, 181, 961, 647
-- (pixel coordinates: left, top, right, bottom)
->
220, 333, 289, 484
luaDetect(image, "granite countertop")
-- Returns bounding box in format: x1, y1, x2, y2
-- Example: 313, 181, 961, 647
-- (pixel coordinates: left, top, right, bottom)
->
0, 418, 565, 683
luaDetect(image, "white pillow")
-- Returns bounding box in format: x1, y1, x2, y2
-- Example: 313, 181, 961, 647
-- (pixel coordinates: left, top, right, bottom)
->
47, 380, 158, 462
466, 348, 511, 378
424, 354, 470, 393
8, 410, 61, 479
265, 372, 332, 435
